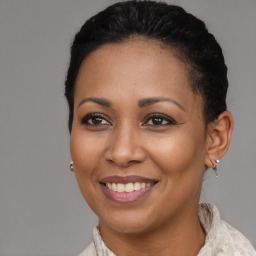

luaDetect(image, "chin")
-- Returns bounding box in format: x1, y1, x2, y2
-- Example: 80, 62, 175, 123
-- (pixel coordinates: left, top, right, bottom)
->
98, 208, 161, 235
102, 220, 151, 235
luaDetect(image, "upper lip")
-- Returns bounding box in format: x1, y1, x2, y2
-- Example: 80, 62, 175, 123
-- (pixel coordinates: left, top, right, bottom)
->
99, 175, 158, 184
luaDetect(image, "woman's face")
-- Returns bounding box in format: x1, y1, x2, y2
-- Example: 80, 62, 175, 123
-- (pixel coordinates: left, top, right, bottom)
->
70, 40, 209, 234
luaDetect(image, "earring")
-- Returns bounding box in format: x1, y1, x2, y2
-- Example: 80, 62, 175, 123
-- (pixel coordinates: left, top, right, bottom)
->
211, 159, 219, 179
70, 161, 74, 172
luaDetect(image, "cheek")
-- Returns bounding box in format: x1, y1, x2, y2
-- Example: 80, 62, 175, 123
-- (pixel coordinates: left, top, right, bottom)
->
145, 129, 206, 177
70, 130, 103, 178
70, 130, 103, 207
145, 130, 206, 212
71, 127, 104, 155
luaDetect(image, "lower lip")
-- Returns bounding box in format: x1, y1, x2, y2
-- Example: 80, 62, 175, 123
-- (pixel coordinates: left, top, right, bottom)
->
100, 184, 155, 203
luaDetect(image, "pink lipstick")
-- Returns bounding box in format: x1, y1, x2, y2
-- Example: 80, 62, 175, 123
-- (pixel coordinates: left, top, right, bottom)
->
99, 175, 158, 203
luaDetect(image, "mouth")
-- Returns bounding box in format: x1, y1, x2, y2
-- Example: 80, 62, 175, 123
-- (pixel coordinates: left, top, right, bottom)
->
99, 175, 159, 203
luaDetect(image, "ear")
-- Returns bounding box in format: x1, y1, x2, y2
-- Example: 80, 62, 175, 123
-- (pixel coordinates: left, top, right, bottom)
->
205, 111, 234, 168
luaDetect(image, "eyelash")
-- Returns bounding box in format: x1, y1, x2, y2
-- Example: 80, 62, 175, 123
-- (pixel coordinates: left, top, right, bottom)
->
81, 113, 111, 126
81, 113, 177, 127
143, 113, 177, 126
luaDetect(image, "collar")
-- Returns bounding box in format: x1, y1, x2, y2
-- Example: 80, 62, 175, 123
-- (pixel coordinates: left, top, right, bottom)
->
92, 203, 222, 256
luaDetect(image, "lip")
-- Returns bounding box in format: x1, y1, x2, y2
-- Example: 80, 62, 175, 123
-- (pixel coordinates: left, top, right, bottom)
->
99, 175, 158, 203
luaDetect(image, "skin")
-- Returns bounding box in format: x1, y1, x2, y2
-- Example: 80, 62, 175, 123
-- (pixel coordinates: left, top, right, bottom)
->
70, 39, 233, 256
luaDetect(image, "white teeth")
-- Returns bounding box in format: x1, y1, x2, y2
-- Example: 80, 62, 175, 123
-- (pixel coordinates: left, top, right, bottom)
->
125, 183, 134, 192
134, 182, 141, 190
116, 183, 125, 192
112, 183, 117, 191
106, 182, 154, 192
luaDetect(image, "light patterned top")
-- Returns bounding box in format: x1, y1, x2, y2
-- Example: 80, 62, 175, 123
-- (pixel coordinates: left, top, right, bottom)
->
79, 203, 256, 256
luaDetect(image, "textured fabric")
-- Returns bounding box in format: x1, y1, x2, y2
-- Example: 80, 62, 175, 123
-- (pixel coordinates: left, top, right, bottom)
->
79, 203, 256, 256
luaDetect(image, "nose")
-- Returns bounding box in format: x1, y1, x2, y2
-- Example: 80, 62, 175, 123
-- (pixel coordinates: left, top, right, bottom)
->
105, 123, 147, 167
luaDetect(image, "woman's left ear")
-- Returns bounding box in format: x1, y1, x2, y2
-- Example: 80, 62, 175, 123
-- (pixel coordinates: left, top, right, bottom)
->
205, 111, 234, 168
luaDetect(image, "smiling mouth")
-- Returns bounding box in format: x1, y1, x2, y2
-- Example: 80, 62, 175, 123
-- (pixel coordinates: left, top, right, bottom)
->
99, 176, 158, 203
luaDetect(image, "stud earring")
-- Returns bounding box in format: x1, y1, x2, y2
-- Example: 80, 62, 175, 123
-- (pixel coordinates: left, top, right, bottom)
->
211, 159, 219, 179
70, 161, 74, 172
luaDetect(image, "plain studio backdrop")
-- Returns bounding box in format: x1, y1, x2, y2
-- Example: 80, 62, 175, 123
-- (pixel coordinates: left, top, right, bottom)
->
0, 0, 255, 255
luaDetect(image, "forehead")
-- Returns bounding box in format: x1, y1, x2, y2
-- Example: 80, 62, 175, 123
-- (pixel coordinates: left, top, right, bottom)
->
74, 39, 200, 110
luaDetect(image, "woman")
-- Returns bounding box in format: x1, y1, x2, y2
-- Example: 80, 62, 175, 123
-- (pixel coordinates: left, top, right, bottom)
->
65, 1, 256, 255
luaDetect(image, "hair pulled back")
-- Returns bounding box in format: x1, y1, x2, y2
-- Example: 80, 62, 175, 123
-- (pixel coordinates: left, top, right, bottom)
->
65, 0, 228, 132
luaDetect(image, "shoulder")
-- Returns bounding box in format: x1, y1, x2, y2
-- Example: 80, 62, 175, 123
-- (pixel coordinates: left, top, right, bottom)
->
219, 220, 256, 255
79, 242, 97, 256
198, 203, 256, 255
79, 227, 116, 256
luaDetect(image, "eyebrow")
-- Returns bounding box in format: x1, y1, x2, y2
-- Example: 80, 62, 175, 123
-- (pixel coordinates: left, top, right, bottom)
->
138, 97, 185, 111
78, 96, 185, 111
78, 97, 112, 108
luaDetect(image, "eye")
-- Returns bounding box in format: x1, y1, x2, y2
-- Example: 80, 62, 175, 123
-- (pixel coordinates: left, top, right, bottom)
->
143, 114, 177, 126
81, 113, 111, 126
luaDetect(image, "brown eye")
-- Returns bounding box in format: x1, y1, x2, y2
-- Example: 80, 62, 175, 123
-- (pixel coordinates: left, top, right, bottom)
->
151, 117, 166, 125
90, 116, 104, 125
81, 113, 111, 126
143, 114, 177, 126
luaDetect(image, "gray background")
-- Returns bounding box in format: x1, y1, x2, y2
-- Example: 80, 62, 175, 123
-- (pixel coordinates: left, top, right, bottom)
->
0, 0, 255, 255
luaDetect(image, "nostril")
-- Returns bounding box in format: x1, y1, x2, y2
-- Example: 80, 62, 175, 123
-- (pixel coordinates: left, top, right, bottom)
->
105, 147, 147, 167
106, 158, 142, 168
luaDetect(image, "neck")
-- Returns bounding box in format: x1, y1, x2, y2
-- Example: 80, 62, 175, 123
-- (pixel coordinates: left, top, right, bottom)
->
99, 204, 205, 256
